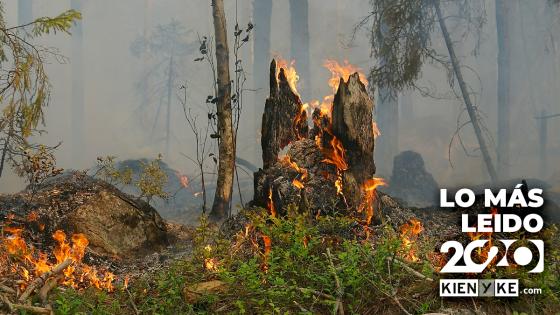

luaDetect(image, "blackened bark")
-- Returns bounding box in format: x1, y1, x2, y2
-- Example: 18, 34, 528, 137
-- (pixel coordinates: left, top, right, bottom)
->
261, 59, 308, 169
332, 73, 376, 198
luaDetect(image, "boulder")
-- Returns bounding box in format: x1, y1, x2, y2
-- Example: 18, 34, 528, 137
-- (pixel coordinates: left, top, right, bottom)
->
385, 150, 439, 207
0, 171, 168, 257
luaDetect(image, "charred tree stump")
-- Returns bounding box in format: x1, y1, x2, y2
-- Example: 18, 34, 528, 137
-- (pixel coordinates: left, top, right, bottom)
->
254, 61, 377, 219
332, 73, 376, 185
261, 59, 308, 169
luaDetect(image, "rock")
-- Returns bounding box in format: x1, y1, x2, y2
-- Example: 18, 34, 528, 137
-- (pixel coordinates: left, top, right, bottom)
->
385, 150, 439, 207
183, 280, 227, 304
0, 171, 168, 258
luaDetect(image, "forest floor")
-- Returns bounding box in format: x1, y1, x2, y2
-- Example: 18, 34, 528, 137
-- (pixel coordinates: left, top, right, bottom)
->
1, 186, 559, 314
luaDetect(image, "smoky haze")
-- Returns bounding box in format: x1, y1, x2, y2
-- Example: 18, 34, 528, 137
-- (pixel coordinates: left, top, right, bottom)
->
1, 0, 559, 211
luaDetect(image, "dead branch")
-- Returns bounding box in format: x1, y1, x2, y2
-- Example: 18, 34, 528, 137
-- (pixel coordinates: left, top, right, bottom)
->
126, 287, 140, 315
1, 292, 51, 314
386, 257, 434, 282
18, 258, 73, 302
0, 284, 16, 294
296, 287, 335, 300
39, 275, 62, 304
326, 248, 345, 315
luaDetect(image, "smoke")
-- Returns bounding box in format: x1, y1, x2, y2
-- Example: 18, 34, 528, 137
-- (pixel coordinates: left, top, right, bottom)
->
1, 0, 559, 202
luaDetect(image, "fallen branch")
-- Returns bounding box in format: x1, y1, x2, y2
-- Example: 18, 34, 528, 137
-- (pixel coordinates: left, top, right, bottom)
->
386, 257, 434, 282
1, 292, 51, 314
19, 258, 73, 302
39, 275, 62, 303
0, 284, 15, 294
296, 287, 335, 300
326, 248, 344, 315
126, 287, 140, 315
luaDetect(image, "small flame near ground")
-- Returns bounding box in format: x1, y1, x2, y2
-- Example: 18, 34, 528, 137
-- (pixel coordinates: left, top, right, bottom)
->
400, 219, 424, 262
467, 207, 499, 266
1, 225, 119, 292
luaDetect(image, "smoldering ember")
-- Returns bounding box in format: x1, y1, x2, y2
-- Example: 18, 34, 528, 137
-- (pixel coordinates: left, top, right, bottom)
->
0, 1, 559, 315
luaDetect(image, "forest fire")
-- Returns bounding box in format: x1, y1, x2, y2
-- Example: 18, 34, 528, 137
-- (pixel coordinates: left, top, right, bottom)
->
273, 57, 383, 219
276, 58, 300, 97
361, 177, 387, 224
267, 187, 276, 217
466, 207, 499, 265
1, 226, 117, 293
176, 172, 189, 188
280, 155, 308, 189
400, 219, 424, 262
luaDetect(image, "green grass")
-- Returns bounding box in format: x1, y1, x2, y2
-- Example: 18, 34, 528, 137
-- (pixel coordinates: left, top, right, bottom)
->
50, 208, 560, 315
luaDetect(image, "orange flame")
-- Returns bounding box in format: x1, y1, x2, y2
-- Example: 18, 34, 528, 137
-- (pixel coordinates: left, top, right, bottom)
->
400, 219, 423, 262
466, 207, 499, 265
276, 58, 300, 96
323, 59, 368, 93
1, 227, 116, 292
261, 235, 272, 273
280, 156, 309, 189
176, 172, 189, 188
267, 188, 276, 218
361, 177, 387, 224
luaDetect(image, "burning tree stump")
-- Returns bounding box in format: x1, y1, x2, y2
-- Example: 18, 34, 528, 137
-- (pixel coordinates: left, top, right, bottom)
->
254, 59, 379, 221
261, 59, 308, 169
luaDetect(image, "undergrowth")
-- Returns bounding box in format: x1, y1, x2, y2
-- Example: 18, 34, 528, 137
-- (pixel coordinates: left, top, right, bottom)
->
50, 208, 560, 315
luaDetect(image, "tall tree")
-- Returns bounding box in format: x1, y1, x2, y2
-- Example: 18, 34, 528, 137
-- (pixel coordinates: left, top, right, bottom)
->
70, 0, 84, 163
433, 0, 497, 182
210, 0, 235, 221
289, 0, 311, 101
252, 0, 272, 162
0, 5, 81, 177
495, 0, 512, 179
364, 0, 497, 182
130, 21, 195, 156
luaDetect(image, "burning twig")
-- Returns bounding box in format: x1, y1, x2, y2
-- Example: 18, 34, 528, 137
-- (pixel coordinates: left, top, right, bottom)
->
18, 257, 73, 302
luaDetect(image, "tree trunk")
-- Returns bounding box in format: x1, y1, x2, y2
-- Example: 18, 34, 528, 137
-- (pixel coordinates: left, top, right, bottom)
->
495, 0, 512, 179
71, 0, 85, 164
210, 0, 235, 221
433, 0, 498, 183
289, 0, 311, 101
18, 0, 33, 25
253, 0, 273, 164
